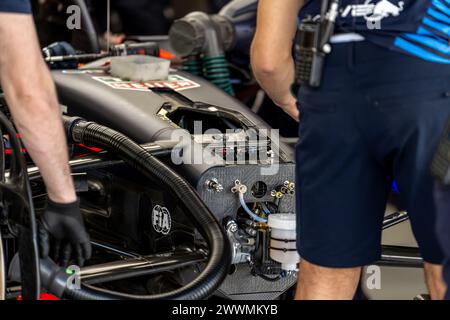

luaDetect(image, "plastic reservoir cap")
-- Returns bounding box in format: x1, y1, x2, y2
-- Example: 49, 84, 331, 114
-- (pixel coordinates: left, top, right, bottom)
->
268, 213, 296, 230
109, 55, 171, 82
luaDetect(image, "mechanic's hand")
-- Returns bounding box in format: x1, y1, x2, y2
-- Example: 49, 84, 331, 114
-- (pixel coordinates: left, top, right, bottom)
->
277, 100, 300, 122
39, 199, 92, 267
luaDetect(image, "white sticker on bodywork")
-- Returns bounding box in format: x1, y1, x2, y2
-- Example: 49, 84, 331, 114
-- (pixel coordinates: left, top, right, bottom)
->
92, 74, 201, 92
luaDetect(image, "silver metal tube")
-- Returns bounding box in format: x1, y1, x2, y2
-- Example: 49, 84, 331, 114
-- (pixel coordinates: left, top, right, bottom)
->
381, 254, 423, 263
379, 245, 423, 268
91, 240, 140, 259
383, 211, 409, 230
80, 251, 206, 285
21, 142, 175, 181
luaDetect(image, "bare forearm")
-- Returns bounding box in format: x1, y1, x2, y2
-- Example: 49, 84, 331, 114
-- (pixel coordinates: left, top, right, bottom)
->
252, 55, 296, 107
6, 82, 76, 203
0, 13, 76, 203
251, 0, 303, 119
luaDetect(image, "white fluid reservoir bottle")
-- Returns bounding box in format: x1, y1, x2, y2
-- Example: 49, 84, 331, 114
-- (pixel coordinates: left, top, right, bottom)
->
268, 213, 300, 271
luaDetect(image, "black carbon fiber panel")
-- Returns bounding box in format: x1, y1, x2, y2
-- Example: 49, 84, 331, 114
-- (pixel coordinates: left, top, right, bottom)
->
197, 163, 296, 221
218, 264, 297, 300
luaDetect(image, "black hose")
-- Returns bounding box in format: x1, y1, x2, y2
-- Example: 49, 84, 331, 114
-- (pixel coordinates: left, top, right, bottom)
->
62, 116, 231, 300
0, 112, 40, 299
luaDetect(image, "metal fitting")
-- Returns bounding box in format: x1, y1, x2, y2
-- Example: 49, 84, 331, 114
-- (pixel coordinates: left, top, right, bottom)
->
231, 179, 247, 194
205, 178, 224, 193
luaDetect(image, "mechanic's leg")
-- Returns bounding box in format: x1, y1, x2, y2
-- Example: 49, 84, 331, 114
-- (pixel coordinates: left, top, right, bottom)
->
295, 43, 395, 300
295, 260, 361, 300
295, 88, 389, 299
423, 263, 446, 299
389, 74, 450, 300
434, 183, 450, 299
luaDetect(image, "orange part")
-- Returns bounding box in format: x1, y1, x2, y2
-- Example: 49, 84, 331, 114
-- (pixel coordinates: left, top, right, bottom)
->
159, 49, 175, 60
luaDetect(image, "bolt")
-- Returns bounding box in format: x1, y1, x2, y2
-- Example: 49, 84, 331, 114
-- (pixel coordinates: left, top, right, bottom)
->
206, 179, 223, 193
275, 191, 284, 199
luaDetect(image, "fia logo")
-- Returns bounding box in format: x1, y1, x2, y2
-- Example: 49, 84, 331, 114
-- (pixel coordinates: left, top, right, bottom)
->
152, 205, 172, 235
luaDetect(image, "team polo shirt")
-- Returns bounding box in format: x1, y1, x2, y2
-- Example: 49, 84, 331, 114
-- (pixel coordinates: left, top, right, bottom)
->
0, 0, 32, 14
300, 0, 450, 64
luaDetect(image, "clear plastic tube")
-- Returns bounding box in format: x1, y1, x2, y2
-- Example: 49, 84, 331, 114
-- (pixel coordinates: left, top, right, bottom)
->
238, 193, 267, 223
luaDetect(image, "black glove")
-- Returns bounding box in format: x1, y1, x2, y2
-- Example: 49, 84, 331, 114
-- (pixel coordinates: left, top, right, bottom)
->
39, 199, 92, 267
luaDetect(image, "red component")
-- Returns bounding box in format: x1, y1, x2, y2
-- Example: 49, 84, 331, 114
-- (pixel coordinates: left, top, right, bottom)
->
5, 148, 26, 155
77, 144, 103, 153
17, 293, 59, 300
39, 293, 59, 300
159, 49, 175, 60
3, 132, 26, 154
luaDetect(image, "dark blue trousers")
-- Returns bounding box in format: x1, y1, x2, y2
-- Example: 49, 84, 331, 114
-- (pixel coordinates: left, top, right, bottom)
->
296, 41, 450, 267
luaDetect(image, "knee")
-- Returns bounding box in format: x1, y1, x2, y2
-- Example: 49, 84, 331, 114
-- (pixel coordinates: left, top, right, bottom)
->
299, 259, 362, 282
296, 259, 362, 300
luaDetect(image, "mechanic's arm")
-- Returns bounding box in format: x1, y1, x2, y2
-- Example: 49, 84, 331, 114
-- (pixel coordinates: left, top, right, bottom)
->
251, 0, 303, 121
0, 13, 76, 203
0, 13, 91, 266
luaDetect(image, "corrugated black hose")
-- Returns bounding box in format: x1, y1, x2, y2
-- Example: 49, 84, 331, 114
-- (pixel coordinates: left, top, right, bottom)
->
62, 116, 231, 300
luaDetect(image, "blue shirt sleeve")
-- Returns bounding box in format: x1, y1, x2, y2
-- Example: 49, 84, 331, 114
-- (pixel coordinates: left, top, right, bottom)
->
0, 0, 32, 14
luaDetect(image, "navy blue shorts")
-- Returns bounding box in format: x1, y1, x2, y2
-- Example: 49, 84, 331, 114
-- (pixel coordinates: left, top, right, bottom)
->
434, 183, 450, 299
0, 0, 31, 13
296, 41, 450, 268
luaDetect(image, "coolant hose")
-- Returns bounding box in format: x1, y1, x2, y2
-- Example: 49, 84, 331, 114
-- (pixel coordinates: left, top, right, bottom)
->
202, 55, 235, 96
62, 116, 231, 300
182, 56, 203, 77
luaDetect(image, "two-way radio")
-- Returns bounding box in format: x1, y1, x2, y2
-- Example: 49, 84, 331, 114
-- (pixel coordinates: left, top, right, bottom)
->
293, 0, 340, 89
